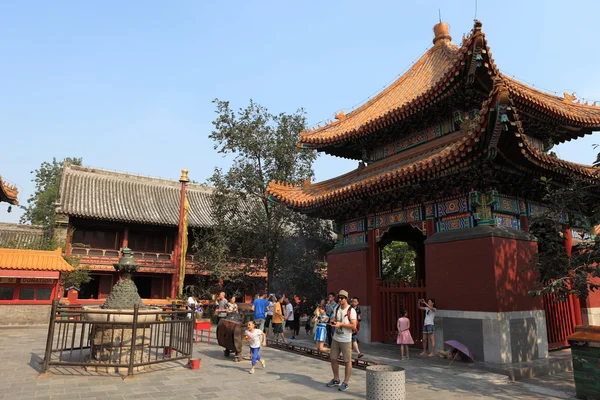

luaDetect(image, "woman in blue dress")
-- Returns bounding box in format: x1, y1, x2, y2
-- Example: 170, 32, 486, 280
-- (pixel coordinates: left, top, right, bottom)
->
312, 300, 329, 352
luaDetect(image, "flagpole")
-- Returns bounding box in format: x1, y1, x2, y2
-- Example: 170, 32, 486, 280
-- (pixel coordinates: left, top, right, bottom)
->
171, 168, 189, 299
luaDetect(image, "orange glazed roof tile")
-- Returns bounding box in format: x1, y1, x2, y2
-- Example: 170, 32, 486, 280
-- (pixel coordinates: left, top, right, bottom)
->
300, 21, 600, 148
0, 175, 19, 205
299, 33, 464, 147
268, 121, 487, 209
502, 75, 600, 128
0, 248, 73, 272
267, 90, 498, 209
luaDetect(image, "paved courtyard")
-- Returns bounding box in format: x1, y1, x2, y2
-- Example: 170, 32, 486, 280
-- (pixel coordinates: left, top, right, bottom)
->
0, 327, 578, 399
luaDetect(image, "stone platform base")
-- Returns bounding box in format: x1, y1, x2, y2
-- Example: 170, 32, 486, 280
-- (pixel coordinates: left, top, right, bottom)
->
434, 309, 549, 365
478, 349, 573, 381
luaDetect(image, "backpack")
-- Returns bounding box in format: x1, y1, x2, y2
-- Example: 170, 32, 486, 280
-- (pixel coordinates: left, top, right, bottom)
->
337, 307, 359, 334
348, 308, 360, 333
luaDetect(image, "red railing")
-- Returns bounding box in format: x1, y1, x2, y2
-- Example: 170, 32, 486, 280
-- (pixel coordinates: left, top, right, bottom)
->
70, 247, 174, 268
70, 247, 266, 272
132, 251, 173, 267
377, 280, 426, 344
185, 255, 267, 266
543, 292, 577, 350
70, 247, 120, 264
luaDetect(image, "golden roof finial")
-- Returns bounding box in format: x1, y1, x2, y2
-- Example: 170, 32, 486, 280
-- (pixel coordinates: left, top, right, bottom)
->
335, 110, 346, 120
179, 168, 189, 183
433, 22, 452, 45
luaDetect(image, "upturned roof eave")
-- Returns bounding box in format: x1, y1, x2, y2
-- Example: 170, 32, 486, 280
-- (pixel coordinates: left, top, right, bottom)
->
298, 20, 600, 151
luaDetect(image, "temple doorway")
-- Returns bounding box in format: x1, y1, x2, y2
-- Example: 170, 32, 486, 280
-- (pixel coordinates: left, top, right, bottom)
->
377, 224, 427, 343
378, 224, 426, 283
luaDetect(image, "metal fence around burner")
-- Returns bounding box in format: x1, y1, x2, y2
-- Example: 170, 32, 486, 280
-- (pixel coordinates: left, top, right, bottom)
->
41, 300, 195, 377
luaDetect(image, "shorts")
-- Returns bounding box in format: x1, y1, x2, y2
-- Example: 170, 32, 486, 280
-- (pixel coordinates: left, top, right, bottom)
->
423, 324, 434, 335
352, 334, 358, 343
286, 320, 295, 329
254, 318, 265, 330
330, 339, 352, 362
265, 315, 272, 328
272, 323, 283, 334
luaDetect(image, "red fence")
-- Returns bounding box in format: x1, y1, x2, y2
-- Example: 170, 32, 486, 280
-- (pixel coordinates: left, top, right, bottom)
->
378, 280, 426, 344
543, 293, 577, 350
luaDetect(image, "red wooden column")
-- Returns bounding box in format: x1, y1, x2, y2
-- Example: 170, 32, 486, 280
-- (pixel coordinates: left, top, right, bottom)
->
122, 227, 129, 249
519, 215, 529, 232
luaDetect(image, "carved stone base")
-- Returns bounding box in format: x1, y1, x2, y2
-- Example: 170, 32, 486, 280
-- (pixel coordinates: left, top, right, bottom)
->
90, 325, 152, 364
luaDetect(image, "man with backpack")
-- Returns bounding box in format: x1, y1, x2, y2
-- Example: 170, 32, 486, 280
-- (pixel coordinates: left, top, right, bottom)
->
325, 290, 357, 393
350, 297, 364, 358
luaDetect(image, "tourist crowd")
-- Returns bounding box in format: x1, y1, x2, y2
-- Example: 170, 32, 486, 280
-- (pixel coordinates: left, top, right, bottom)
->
185, 289, 439, 394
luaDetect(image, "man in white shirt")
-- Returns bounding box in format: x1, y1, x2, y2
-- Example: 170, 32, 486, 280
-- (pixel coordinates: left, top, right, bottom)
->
284, 296, 296, 340
325, 290, 356, 393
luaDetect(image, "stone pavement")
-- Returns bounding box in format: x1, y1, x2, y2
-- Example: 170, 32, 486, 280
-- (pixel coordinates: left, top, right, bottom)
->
0, 326, 578, 400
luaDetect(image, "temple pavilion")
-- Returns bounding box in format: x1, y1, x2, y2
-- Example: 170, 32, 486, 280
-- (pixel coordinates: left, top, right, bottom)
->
266, 21, 600, 364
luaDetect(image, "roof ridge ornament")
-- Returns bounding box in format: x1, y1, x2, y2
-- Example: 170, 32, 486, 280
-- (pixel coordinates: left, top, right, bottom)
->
563, 92, 578, 103
335, 110, 346, 120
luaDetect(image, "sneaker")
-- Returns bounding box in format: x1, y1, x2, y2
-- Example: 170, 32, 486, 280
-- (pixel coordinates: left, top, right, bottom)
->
326, 378, 340, 387
291, 336, 295, 340
357, 353, 364, 358
260, 359, 266, 369
249, 369, 255, 374
339, 382, 349, 392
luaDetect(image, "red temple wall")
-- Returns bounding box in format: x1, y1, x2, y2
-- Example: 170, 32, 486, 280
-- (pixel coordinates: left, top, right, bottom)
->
582, 277, 600, 308
426, 235, 541, 313
327, 249, 368, 304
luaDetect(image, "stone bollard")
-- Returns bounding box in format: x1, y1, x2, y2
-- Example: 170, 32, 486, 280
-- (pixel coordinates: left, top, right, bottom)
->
366, 365, 405, 400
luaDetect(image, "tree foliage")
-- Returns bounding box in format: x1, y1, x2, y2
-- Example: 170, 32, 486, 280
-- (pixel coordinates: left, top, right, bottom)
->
59, 256, 92, 289
271, 213, 333, 313
528, 175, 600, 300
381, 241, 417, 282
20, 157, 82, 229
199, 99, 319, 293
18, 157, 89, 287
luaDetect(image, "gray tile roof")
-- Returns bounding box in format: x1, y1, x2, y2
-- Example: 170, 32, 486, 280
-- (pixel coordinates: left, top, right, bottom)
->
0, 223, 46, 249
56, 165, 229, 228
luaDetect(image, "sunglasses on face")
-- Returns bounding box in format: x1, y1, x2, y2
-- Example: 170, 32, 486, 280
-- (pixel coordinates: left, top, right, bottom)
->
338, 296, 346, 300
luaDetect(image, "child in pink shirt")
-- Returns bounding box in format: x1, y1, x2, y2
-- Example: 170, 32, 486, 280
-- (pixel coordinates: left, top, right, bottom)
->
397, 310, 414, 360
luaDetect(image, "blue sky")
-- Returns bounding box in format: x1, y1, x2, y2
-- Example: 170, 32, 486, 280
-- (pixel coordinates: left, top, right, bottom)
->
2, 0, 600, 223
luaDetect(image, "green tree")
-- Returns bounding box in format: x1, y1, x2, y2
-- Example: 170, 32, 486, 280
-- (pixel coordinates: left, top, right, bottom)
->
204, 99, 317, 293
59, 256, 92, 289
19, 157, 89, 285
271, 213, 333, 313
528, 175, 600, 300
20, 157, 82, 229
381, 241, 417, 282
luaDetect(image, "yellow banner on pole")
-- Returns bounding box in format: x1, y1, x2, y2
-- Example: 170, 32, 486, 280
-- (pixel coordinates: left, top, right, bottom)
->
178, 195, 189, 297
